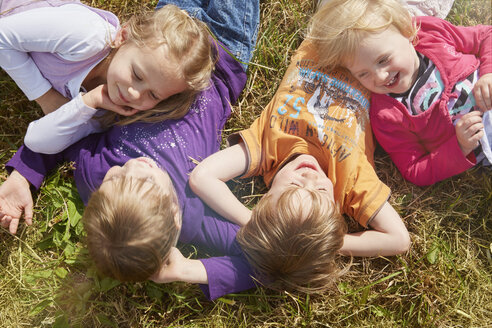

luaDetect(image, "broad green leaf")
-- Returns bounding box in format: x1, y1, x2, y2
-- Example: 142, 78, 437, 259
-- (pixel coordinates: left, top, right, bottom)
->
55, 267, 69, 279
29, 299, 53, 316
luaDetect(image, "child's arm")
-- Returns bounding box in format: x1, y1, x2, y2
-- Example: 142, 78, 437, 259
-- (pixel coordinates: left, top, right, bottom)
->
34, 88, 70, 115
0, 4, 115, 102
189, 143, 252, 226
0, 170, 34, 234
339, 201, 410, 257
150, 247, 208, 284
23, 93, 103, 154
25, 85, 139, 154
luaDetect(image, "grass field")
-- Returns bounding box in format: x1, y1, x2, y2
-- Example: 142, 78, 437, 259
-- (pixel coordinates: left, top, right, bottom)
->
1, 0, 491, 327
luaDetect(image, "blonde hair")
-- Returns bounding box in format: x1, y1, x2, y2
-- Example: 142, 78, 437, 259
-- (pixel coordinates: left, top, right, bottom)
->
307, 0, 418, 69
83, 176, 180, 282
101, 4, 215, 126
236, 187, 347, 292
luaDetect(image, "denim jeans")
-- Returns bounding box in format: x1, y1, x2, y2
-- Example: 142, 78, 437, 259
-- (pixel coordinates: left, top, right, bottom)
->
156, 0, 259, 71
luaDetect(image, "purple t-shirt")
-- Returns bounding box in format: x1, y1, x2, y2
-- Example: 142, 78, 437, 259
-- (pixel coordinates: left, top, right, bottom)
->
6, 44, 256, 300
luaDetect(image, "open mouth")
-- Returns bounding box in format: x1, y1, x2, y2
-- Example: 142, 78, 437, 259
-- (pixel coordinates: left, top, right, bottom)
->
384, 73, 399, 88
296, 161, 318, 172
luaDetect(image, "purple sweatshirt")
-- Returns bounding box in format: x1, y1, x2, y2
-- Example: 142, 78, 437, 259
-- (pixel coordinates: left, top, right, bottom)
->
6, 43, 256, 300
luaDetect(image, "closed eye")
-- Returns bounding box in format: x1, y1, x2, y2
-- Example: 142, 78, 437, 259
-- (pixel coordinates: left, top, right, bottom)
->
133, 68, 142, 81
378, 56, 389, 65
150, 91, 159, 101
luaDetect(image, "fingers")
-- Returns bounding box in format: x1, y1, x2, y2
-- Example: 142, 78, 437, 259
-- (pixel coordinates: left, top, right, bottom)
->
113, 106, 139, 117
455, 111, 484, 156
24, 204, 33, 226
9, 217, 19, 234
473, 73, 492, 112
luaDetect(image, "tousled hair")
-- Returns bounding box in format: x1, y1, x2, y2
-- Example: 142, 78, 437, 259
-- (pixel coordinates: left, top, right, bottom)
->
237, 187, 347, 293
100, 4, 215, 126
307, 0, 418, 69
83, 176, 180, 282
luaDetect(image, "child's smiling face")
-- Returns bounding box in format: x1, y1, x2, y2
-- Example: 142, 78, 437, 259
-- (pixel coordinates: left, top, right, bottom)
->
105, 29, 188, 111
345, 25, 420, 95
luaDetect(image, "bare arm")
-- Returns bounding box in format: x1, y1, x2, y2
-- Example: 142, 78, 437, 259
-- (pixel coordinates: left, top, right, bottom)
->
189, 143, 252, 226
339, 201, 410, 257
34, 88, 70, 114
150, 247, 208, 284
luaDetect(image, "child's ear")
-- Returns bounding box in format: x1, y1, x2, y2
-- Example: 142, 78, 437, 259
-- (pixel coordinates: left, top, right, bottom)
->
113, 27, 128, 47
174, 211, 182, 230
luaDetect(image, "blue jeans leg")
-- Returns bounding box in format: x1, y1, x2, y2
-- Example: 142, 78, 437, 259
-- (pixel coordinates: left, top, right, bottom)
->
155, 0, 259, 71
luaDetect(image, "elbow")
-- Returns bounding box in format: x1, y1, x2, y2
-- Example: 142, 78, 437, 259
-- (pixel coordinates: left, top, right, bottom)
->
24, 123, 65, 154
24, 135, 63, 154
189, 163, 208, 196
394, 230, 411, 255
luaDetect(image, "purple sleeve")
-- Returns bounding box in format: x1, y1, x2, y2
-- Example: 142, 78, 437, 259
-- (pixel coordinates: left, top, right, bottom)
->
190, 203, 256, 300
6, 145, 66, 189
199, 255, 256, 300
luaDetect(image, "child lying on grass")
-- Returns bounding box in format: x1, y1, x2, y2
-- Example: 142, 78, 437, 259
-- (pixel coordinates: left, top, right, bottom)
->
0, 0, 213, 154
190, 36, 410, 291
0, 0, 260, 301
309, 0, 492, 186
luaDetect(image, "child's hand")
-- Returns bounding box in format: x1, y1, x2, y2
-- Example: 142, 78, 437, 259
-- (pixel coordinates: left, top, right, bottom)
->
473, 73, 492, 112
149, 247, 208, 284
82, 85, 139, 116
455, 111, 484, 156
0, 170, 33, 234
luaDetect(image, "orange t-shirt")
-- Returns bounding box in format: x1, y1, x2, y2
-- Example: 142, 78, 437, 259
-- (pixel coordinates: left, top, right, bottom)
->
229, 40, 390, 227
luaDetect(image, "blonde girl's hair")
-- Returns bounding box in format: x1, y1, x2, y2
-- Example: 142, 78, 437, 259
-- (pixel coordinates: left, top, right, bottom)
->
307, 0, 418, 69
236, 187, 348, 293
100, 4, 215, 126
83, 176, 181, 282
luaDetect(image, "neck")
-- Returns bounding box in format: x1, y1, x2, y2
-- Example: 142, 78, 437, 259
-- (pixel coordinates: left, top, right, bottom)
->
82, 56, 110, 91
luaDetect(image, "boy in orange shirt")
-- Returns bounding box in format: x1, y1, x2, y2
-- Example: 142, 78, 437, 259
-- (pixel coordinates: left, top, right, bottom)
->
190, 37, 410, 291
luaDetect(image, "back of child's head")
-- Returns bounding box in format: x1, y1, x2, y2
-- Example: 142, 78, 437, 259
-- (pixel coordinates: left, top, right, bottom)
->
308, 0, 417, 68
105, 4, 215, 126
83, 175, 180, 282
236, 187, 347, 292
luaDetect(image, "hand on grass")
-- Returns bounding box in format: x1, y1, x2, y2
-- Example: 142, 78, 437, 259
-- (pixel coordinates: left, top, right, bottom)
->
149, 247, 208, 284
82, 84, 139, 116
455, 111, 484, 156
149, 247, 188, 283
0, 170, 33, 234
473, 73, 492, 112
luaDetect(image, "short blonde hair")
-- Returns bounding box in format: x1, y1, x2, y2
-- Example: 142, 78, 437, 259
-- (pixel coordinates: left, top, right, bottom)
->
237, 187, 347, 292
101, 4, 215, 126
83, 176, 180, 282
308, 0, 418, 68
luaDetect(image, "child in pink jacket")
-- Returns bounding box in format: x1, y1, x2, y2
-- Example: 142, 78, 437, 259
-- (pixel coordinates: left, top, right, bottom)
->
309, 0, 491, 186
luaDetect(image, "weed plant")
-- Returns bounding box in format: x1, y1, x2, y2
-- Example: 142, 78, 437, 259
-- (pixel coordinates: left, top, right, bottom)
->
0, 0, 491, 327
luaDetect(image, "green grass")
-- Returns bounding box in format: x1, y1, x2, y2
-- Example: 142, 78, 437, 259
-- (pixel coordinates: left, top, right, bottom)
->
1, 0, 491, 327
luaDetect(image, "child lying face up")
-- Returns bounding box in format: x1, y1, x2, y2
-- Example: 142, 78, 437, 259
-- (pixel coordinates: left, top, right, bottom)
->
190, 37, 410, 292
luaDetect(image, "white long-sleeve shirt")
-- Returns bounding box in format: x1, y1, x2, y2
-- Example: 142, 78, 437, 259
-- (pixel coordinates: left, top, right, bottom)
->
0, 3, 117, 153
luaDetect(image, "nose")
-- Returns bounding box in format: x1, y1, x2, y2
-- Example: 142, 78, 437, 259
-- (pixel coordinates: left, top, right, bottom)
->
127, 86, 142, 100
300, 169, 318, 188
374, 69, 388, 84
